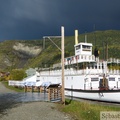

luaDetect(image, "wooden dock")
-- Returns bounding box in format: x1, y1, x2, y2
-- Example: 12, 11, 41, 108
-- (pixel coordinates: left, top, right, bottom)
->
24, 84, 62, 102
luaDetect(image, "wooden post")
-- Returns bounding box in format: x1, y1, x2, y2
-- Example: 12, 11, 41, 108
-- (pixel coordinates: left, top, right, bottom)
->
48, 88, 50, 101
32, 86, 34, 92
24, 85, 27, 92
38, 87, 40, 93
61, 26, 65, 104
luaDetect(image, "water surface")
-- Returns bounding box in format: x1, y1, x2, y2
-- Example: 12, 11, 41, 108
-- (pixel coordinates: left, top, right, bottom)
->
0, 92, 48, 115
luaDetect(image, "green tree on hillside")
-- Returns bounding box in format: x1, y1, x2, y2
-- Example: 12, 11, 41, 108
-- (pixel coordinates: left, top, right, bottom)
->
10, 69, 27, 80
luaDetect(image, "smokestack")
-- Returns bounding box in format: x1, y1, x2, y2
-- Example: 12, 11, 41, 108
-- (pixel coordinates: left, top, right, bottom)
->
75, 30, 78, 45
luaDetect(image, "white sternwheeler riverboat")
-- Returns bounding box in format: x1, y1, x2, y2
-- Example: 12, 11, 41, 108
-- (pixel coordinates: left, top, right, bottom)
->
34, 28, 120, 103
9, 27, 120, 103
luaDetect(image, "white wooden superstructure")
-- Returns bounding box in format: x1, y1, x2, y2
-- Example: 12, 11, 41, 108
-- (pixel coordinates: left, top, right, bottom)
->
65, 30, 95, 65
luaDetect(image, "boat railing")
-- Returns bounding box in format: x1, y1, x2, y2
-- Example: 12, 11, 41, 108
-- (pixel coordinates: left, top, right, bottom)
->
108, 58, 120, 64
108, 69, 120, 75
39, 67, 120, 76
64, 55, 95, 65
39, 67, 105, 76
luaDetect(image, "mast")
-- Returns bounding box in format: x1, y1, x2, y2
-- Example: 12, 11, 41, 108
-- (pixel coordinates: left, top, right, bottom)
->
93, 24, 96, 46
85, 31, 87, 43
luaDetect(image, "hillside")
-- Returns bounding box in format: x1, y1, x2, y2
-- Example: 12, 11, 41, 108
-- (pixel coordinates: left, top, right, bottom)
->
0, 40, 43, 71
0, 30, 120, 71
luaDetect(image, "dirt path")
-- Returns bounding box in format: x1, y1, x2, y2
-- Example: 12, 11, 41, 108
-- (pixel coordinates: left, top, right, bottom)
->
0, 82, 16, 93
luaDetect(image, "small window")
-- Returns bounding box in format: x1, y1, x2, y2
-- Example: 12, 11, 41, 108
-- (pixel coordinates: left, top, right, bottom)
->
91, 78, 99, 81
76, 45, 81, 50
82, 45, 91, 51
109, 78, 115, 81
36, 80, 40, 82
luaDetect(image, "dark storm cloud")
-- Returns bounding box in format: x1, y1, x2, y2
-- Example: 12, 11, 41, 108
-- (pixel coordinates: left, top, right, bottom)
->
0, 0, 120, 41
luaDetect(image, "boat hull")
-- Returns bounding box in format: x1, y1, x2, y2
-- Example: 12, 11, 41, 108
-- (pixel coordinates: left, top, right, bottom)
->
65, 89, 120, 103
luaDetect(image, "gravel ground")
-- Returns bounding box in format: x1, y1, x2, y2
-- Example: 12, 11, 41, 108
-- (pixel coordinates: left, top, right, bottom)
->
0, 82, 74, 120
1, 102, 74, 120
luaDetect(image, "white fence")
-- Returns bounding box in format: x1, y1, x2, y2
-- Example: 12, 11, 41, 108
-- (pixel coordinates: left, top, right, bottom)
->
9, 80, 24, 87
8, 80, 51, 87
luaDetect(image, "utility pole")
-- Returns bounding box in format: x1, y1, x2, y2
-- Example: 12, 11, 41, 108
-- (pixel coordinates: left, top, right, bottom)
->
43, 26, 65, 104
61, 26, 65, 104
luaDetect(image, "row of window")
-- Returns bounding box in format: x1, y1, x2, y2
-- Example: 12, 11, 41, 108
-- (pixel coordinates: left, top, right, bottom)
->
76, 45, 91, 50
90, 77, 120, 82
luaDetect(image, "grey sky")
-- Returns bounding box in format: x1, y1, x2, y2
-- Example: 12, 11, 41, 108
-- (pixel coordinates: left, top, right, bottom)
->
0, 0, 120, 41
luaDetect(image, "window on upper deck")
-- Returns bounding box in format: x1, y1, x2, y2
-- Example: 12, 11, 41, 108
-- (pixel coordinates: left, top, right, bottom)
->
76, 45, 81, 50
82, 45, 91, 51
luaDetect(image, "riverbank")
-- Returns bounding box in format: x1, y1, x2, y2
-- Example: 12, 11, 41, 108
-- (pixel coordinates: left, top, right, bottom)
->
1, 81, 24, 92
0, 82, 73, 120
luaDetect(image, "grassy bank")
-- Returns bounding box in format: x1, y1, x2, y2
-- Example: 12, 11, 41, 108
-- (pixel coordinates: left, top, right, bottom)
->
1, 81, 24, 92
57, 99, 120, 120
